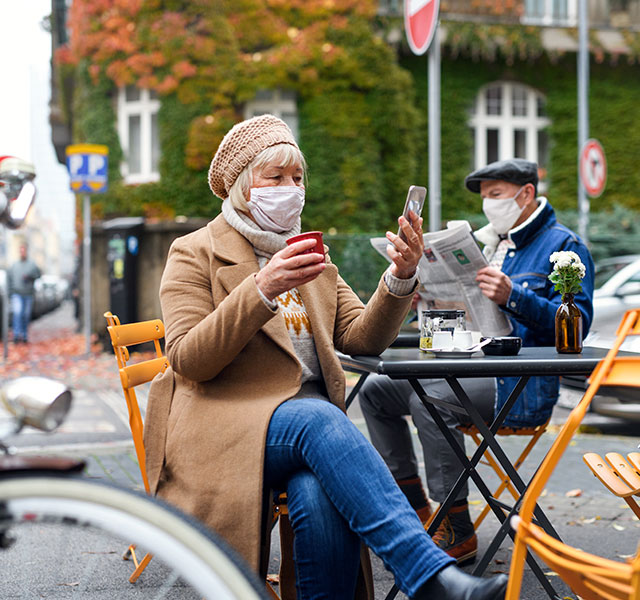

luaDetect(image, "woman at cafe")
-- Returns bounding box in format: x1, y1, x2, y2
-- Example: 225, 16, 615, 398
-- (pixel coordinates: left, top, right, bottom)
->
143, 114, 507, 600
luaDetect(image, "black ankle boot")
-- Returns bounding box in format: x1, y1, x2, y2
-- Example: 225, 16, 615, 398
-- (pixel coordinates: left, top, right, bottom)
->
413, 565, 507, 600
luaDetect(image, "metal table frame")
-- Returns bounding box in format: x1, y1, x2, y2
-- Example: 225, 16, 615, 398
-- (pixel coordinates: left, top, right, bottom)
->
341, 343, 610, 599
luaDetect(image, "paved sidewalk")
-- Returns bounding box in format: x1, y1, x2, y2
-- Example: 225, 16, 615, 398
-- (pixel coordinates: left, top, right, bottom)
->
3, 302, 639, 599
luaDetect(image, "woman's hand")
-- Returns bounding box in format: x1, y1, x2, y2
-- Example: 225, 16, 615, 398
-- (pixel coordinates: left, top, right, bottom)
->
255, 239, 326, 301
386, 211, 424, 279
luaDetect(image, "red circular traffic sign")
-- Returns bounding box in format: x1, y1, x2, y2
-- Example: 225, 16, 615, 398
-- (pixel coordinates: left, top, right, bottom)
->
404, 0, 440, 56
579, 139, 607, 198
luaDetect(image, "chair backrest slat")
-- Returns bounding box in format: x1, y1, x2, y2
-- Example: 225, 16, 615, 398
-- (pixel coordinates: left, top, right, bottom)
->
121, 357, 169, 389
108, 319, 165, 349
104, 311, 168, 497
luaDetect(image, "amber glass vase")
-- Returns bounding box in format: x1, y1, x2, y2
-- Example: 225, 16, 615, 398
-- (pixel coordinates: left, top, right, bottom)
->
555, 293, 583, 353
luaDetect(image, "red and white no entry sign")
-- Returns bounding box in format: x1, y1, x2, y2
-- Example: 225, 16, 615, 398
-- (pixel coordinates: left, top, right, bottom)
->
579, 138, 607, 198
404, 0, 440, 56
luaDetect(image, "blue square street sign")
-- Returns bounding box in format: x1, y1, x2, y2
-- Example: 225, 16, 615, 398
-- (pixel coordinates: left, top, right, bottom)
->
66, 144, 109, 194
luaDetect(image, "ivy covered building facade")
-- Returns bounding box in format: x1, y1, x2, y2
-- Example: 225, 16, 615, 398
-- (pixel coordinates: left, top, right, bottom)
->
50, 0, 640, 248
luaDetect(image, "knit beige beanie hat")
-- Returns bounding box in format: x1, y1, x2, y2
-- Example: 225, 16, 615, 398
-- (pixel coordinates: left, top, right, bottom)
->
208, 114, 299, 200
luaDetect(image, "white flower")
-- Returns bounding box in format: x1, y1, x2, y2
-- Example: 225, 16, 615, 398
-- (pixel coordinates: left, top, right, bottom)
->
550, 251, 584, 271
548, 250, 587, 296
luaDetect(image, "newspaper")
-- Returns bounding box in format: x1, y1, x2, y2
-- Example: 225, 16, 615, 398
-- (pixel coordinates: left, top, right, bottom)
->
371, 220, 512, 337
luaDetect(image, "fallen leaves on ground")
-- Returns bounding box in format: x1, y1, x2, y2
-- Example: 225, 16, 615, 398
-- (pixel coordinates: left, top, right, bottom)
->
565, 488, 582, 498
578, 424, 603, 434
0, 332, 156, 391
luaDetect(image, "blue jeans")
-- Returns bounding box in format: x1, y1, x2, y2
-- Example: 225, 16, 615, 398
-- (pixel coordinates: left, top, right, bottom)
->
264, 398, 454, 599
10, 293, 33, 342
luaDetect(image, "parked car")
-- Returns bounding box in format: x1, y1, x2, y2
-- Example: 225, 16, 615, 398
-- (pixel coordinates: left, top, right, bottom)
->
568, 254, 640, 420
593, 254, 640, 289
585, 254, 640, 352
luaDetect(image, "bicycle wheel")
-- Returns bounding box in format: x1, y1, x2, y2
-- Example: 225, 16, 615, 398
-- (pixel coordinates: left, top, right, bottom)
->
0, 474, 268, 599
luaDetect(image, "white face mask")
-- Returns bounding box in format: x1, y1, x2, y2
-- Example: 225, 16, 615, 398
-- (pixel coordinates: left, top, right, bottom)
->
248, 186, 305, 233
482, 186, 526, 235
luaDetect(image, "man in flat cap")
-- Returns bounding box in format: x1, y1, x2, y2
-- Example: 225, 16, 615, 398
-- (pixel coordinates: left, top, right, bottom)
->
359, 158, 595, 563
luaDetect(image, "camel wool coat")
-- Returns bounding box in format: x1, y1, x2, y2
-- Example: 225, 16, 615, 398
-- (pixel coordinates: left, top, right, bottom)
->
143, 214, 415, 576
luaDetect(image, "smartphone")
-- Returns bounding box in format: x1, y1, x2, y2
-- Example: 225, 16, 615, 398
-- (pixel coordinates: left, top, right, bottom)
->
398, 185, 427, 242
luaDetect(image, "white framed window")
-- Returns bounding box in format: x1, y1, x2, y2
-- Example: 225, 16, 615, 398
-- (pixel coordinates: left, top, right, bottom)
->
117, 86, 160, 184
244, 89, 299, 140
468, 82, 551, 189
522, 0, 577, 25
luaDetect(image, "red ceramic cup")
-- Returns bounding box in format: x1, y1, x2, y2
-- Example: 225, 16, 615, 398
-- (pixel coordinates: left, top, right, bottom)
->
286, 231, 324, 255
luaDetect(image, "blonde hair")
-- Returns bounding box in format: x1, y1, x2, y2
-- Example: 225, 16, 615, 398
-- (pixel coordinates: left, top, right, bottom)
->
228, 143, 306, 212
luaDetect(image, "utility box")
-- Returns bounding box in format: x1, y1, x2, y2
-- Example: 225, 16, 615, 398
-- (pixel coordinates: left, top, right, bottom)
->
104, 217, 144, 325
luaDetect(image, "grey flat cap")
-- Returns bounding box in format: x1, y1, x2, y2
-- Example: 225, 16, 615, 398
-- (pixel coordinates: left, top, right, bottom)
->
464, 158, 538, 193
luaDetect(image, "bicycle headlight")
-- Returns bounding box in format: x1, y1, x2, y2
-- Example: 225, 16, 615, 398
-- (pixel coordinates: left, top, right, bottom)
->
0, 377, 72, 432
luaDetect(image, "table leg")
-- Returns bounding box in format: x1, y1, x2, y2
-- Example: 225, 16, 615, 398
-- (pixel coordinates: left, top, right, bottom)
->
407, 378, 560, 599
446, 377, 561, 542
407, 379, 522, 532
345, 372, 369, 411
382, 384, 558, 600
423, 376, 531, 528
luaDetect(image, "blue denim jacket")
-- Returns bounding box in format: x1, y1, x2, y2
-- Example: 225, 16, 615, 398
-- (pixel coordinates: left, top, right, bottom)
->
479, 200, 595, 427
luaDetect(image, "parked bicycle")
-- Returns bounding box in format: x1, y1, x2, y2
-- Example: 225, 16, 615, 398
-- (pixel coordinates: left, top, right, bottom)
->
0, 376, 268, 599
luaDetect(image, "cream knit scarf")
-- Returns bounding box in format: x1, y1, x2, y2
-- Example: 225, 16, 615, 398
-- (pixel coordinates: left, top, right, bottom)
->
221, 199, 300, 258
221, 198, 325, 398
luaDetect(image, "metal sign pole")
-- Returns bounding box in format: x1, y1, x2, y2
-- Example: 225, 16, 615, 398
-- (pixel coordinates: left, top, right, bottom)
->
428, 25, 441, 232
67, 144, 107, 357
83, 193, 91, 356
577, 0, 590, 244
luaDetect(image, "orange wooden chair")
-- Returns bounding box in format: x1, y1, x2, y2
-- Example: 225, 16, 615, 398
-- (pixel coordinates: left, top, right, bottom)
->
507, 308, 640, 600
105, 311, 287, 597
104, 311, 169, 582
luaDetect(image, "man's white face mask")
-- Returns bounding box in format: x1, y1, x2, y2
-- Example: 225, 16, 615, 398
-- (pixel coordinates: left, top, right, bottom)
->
248, 186, 305, 233
482, 186, 526, 235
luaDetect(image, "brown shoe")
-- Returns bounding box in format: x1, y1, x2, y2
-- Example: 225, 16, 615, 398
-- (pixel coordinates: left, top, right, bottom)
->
396, 476, 433, 525
431, 503, 478, 565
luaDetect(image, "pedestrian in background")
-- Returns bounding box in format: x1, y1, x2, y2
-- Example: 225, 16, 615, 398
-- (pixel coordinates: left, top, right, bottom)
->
8, 242, 41, 343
